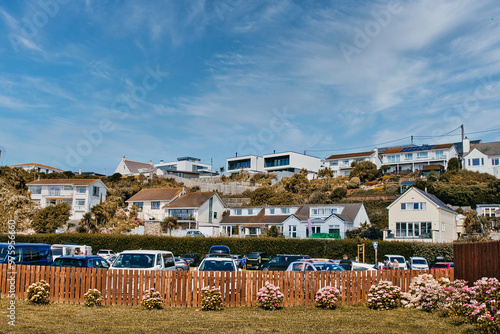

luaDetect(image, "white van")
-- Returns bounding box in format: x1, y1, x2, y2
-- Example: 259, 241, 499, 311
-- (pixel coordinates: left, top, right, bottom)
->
383, 254, 408, 270
51, 244, 92, 261
407, 257, 429, 270
109, 250, 176, 271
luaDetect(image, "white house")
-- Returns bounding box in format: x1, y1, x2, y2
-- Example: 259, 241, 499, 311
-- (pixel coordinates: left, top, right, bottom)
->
8, 162, 65, 174
125, 187, 186, 221
476, 204, 500, 218
226, 155, 265, 174
385, 187, 458, 243
163, 192, 227, 237
325, 150, 382, 177
154, 156, 217, 178
462, 139, 500, 178
114, 155, 153, 176
263, 151, 322, 174
379, 143, 459, 174
220, 203, 369, 239
27, 179, 108, 220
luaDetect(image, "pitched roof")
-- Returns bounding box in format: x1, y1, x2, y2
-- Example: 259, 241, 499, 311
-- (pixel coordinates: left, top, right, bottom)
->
220, 208, 295, 225
8, 163, 65, 172
27, 179, 102, 186
382, 143, 454, 154
126, 188, 183, 202
325, 151, 374, 160
124, 160, 152, 174
470, 141, 500, 156
294, 204, 362, 222
411, 187, 456, 214
163, 192, 216, 208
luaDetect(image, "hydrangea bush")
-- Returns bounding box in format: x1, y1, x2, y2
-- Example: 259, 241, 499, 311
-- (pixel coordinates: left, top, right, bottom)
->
201, 286, 223, 311
315, 286, 341, 309
256, 282, 284, 310
367, 280, 401, 310
26, 280, 50, 305
84, 289, 103, 307
141, 288, 164, 310
401, 274, 446, 312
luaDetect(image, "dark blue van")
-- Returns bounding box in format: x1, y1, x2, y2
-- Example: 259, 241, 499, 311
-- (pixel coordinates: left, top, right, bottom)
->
0, 243, 53, 266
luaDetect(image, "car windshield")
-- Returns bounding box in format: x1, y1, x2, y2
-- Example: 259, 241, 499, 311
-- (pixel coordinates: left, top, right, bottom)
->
433, 263, 449, 268
0, 246, 9, 261
313, 263, 344, 271
112, 254, 155, 268
389, 256, 405, 263
52, 247, 63, 256
412, 259, 427, 265
199, 260, 235, 271
53, 258, 85, 267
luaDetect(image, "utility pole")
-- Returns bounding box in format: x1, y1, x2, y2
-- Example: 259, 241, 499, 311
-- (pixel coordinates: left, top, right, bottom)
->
411, 135, 413, 146
461, 124, 464, 141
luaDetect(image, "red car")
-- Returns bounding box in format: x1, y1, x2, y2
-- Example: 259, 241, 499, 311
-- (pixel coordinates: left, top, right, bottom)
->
431, 262, 454, 269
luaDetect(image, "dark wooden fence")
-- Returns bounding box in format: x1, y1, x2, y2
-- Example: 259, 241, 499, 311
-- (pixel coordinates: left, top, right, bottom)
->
0, 264, 453, 307
454, 240, 500, 284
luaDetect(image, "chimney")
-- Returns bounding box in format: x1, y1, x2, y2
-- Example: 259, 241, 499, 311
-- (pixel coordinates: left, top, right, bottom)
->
149, 160, 153, 165
160, 160, 164, 164
236, 152, 238, 157
78, 169, 82, 175
463, 137, 470, 155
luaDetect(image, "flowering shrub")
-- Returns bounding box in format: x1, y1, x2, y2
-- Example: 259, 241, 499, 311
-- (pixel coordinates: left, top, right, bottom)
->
256, 282, 284, 310
84, 289, 103, 307
367, 280, 401, 310
26, 280, 50, 305
315, 286, 341, 309
141, 288, 164, 310
464, 277, 500, 332
402, 274, 445, 312
201, 286, 223, 311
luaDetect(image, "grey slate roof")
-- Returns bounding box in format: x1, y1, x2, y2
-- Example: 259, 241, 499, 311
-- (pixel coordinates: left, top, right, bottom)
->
470, 141, 500, 156
124, 160, 152, 174
413, 187, 456, 214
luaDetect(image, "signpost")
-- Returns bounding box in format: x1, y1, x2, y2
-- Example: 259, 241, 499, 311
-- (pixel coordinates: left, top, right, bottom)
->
373, 241, 378, 266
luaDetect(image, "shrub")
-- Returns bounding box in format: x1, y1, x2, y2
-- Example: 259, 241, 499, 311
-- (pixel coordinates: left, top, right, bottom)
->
26, 280, 50, 305
367, 280, 401, 310
141, 288, 164, 310
201, 286, 223, 311
84, 289, 102, 307
315, 286, 341, 309
256, 282, 284, 310
401, 274, 447, 312
466, 277, 500, 332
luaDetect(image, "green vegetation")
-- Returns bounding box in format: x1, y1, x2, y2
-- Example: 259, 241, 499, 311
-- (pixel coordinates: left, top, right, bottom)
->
0, 299, 475, 334
32, 203, 70, 233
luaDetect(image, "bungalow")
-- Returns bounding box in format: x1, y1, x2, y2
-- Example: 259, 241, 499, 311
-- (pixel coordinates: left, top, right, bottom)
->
462, 139, 500, 178
27, 179, 108, 220
325, 150, 382, 177
163, 192, 226, 237
114, 155, 153, 176
125, 187, 186, 221
385, 187, 457, 242
8, 162, 65, 174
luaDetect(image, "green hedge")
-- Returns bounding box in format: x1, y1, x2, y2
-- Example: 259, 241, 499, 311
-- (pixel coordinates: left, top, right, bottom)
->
0, 234, 453, 265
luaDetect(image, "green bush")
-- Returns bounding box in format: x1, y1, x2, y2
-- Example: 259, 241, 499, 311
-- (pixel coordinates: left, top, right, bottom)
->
0, 234, 453, 265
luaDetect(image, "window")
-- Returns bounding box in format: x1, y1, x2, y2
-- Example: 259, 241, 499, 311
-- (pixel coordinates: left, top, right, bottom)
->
329, 225, 340, 235
24, 247, 40, 262
435, 151, 445, 159
417, 152, 428, 159
133, 202, 143, 211
396, 222, 431, 238
312, 226, 320, 234
386, 155, 400, 163
151, 201, 160, 210
281, 208, 290, 214
270, 208, 275, 214
472, 158, 480, 166
343, 160, 349, 165
264, 155, 290, 168
401, 202, 426, 210
288, 225, 297, 238
92, 186, 99, 197
76, 186, 86, 193
213, 212, 217, 219
63, 186, 73, 191
49, 186, 61, 196
75, 199, 85, 207
30, 186, 42, 194
330, 161, 338, 166
228, 159, 251, 170
247, 209, 253, 215
236, 209, 242, 215
492, 158, 499, 166
404, 153, 413, 160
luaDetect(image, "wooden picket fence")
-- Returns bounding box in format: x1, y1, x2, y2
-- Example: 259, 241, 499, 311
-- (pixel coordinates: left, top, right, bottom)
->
0, 264, 453, 307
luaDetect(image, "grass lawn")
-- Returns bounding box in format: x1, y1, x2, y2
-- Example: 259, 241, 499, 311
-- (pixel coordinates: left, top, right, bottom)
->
0, 299, 476, 334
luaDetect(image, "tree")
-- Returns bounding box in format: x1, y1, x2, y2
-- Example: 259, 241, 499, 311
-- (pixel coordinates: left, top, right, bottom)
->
0, 181, 37, 232
317, 168, 333, 178
464, 210, 482, 234
330, 187, 347, 202
264, 225, 283, 238
349, 161, 379, 182
282, 173, 309, 194
447, 157, 461, 172
308, 191, 328, 204
347, 176, 361, 189
107, 172, 122, 183
32, 203, 71, 233
161, 216, 179, 236
379, 165, 391, 175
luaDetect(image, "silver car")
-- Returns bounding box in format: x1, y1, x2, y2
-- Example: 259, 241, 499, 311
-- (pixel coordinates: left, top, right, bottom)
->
174, 257, 190, 271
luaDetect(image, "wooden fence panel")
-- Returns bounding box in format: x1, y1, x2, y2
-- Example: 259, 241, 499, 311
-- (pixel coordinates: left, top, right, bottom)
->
454, 240, 500, 285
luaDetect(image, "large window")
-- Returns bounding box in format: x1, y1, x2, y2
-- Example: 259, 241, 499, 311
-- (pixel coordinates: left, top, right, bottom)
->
386, 155, 400, 163
330, 161, 338, 166
329, 225, 340, 235
75, 199, 85, 207
306, 226, 321, 238
404, 153, 413, 160
396, 222, 432, 238
76, 186, 86, 194
49, 186, 61, 196
92, 186, 99, 197
288, 225, 297, 238
228, 159, 251, 170
401, 202, 426, 210
63, 186, 73, 191
151, 201, 160, 210
29, 186, 42, 194
264, 155, 290, 168
472, 158, 483, 166
417, 152, 428, 159
133, 202, 143, 211
435, 151, 445, 159
170, 209, 194, 220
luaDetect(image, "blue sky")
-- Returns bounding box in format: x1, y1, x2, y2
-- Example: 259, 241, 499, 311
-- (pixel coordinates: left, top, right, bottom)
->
0, 0, 499, 174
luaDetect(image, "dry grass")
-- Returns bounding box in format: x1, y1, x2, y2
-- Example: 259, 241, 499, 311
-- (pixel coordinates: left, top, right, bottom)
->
0, 299, 476, 334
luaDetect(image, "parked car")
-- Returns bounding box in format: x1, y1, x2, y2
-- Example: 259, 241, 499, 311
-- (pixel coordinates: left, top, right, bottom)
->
174, 257, 190, 271
183, 253, 202, 267
286, 260, 344, 272
231, 255, 243, 268
351, 263, 378, 271
0, 243, 53, 266
407, 257, 429, 270
260, 254, 311, 271
52, 255, 110, 269
107, 253, 119, 265
186, 230, 204, 237
208, 245, 230, 255
245, 252, 270, 270
51, 244, 92, 261
383, 254, 408, 270
97, 249, 115, 260
110, 250, 176, 271
432, 262, 454, 270
197, 256, 239, 271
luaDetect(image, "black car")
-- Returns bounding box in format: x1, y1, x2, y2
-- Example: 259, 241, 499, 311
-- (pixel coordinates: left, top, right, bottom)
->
246, 252, 270, 270
51, 255, 110, 269
260, 254, 310, 271
183, 253, 201, 267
